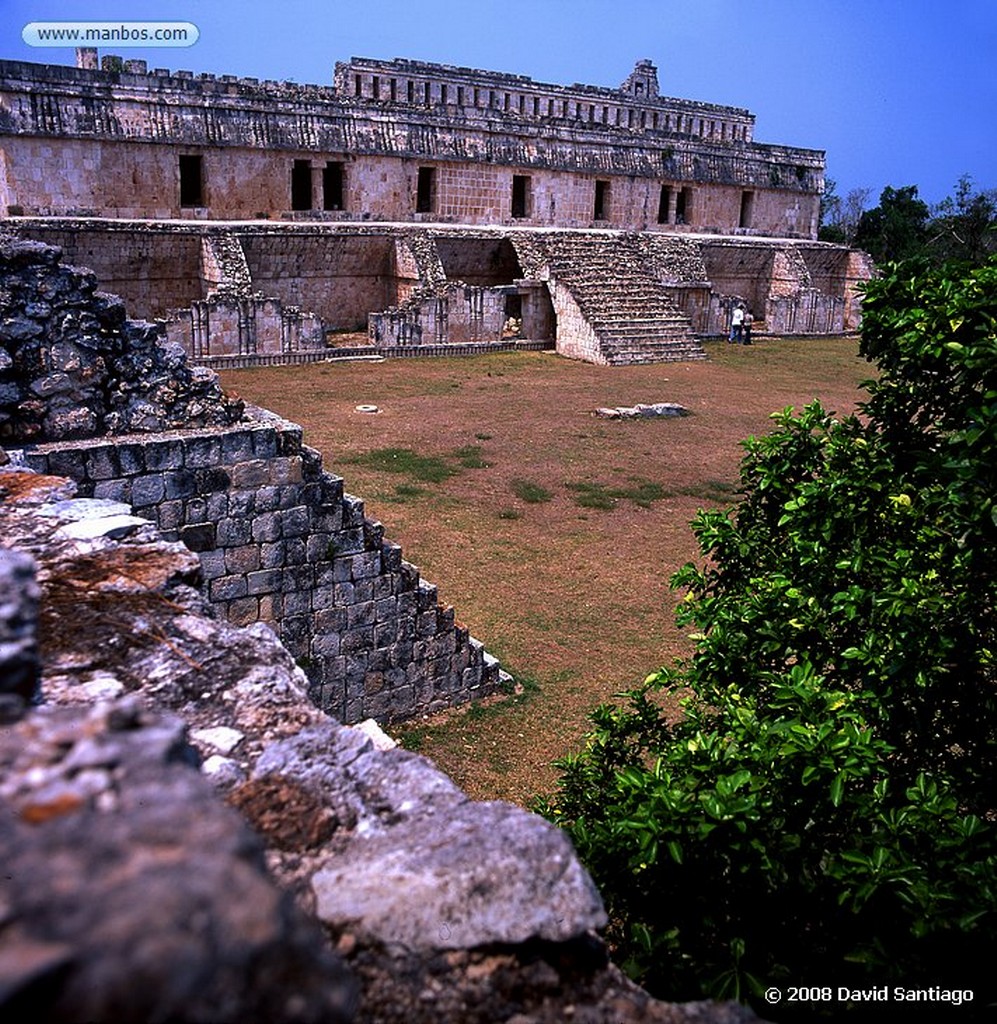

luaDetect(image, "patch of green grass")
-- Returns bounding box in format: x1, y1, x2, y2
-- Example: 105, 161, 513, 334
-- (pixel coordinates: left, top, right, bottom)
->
566, 481, 617, 510
510, 478, 553, 503
566, 478, 667, 510
379, 482, 429, 504
343, 447, 457, 483
680, 479, 737, 504
475, 432, 493, 441
498, 508, 521, 521
397, 726, 427, 751
453, 444, 490, 469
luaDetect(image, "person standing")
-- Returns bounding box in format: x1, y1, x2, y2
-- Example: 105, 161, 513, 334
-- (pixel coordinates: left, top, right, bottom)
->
742, 308, 754, 345
728, 304, 744, 344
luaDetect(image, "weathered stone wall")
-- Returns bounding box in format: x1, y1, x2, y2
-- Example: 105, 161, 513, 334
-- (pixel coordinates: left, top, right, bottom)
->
0, 54, 823, 238
5, 222, 205, 318
164, 295, 325, 359
1, 235, 501, 723
240, 232, 401, 330
369, 283, 507, 348
15, 413, 502, 723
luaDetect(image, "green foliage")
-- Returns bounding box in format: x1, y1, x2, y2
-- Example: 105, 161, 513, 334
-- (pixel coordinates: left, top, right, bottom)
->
854, 185, 931, 263
543, 257, 997, 1017
930, 174, 997, 263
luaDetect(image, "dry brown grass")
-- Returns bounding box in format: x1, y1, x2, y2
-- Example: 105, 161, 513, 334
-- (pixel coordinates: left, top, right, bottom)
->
221, 336, 871, 806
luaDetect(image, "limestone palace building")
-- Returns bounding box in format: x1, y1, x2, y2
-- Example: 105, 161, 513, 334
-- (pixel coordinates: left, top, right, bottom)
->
0, 49, 872, 365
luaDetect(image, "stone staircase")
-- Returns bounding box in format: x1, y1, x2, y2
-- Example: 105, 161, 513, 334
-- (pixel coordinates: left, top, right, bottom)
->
544, 234, 706, 364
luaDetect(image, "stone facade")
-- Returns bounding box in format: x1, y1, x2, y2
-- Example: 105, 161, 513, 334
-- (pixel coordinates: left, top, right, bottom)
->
0, 52, 822, 238
6, 218, 872, 371
0, 51, 872, 366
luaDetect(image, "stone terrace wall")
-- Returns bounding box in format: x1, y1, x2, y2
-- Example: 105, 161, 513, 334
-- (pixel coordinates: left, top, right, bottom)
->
15, 411, 502, 723
1, 234, 501, 723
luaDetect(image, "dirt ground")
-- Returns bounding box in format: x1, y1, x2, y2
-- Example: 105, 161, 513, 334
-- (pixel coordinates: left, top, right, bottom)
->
221, 336, 871, 807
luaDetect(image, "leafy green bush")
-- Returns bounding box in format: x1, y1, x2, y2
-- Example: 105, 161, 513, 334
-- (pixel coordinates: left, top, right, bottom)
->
541, 258, 997, 1017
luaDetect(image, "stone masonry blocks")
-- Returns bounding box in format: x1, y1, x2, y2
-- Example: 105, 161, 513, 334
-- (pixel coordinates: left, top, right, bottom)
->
14, 407, 501, 722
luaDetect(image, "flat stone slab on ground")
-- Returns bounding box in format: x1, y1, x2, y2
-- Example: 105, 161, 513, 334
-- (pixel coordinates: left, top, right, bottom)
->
595, 402, 689, 419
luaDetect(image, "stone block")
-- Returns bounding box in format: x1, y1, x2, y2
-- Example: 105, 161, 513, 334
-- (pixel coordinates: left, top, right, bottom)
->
217, 517, 252, 547
281, 505, 311, 538
246, 569, 282, 594
210, 574, 248, 601
250, 512, 282, 544
259, 541, 285, 569
92, 479, 131, 503
226, 596, 259, 626
230, 459, 270, 489
86, 446, 120, 480
224, 545, 261, 575
130, 473, 165, 507
282, 590, 313, 616
183, 435, 223, 468
347, 602, 375, 629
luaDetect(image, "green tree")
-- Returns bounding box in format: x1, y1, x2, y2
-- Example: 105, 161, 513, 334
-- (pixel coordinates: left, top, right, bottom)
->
930, 175, 997, 263
542, 257, 997, 1019
854, 185, 930, 262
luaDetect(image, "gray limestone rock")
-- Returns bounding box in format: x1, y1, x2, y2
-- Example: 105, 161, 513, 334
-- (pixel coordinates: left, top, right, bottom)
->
0, 700, 357, 1023
255, 724, 606, 952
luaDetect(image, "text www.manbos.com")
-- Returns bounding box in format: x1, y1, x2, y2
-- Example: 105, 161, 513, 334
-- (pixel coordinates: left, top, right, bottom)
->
22, 22, 199, 48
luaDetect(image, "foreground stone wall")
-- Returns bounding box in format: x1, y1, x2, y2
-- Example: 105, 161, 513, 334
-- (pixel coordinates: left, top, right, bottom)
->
14, 412, 502, 723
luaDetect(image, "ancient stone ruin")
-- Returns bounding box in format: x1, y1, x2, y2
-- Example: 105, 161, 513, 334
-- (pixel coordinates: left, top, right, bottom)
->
0, 234, 501, 724
0, 50, 874, 366
0, 44, 865, 1022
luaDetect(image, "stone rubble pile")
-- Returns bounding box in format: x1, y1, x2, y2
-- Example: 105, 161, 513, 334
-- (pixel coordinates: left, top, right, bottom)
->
595, 402, 690, 419
0, 235, 243, 441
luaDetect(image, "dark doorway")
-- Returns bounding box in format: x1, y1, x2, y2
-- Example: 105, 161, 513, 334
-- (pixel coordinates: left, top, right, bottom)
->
594, 179, 610, 221
323, 162, 345, 211
739, 190, 755, 229
416, 166, 435, 213
511, 175, 530, 219
178, 155, 203, 207
676, 187, 692, 224
291, 160, 312, 211
657, 185, 671, 224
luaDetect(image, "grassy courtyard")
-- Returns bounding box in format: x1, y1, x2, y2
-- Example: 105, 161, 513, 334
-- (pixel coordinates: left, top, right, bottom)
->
221, 336, 871, 805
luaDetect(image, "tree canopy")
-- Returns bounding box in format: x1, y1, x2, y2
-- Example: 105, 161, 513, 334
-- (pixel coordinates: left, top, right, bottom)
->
542, 256, 997, 1019
821, 176, 997, 264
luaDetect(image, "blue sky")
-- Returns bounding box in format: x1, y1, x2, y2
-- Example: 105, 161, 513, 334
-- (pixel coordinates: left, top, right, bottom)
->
2, 0, 994, 209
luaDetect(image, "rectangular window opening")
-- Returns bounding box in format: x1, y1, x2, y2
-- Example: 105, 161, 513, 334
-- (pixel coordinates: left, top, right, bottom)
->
179, 154, 203, 207
657, 185, 671, 224
416, 166, 435, 214
676, 187, 691, 225
291, 159, 312, 211
739, 190, 754, 229
594, 179, 609, 221
323, 162, 344, 211
511, 175, 530, 219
